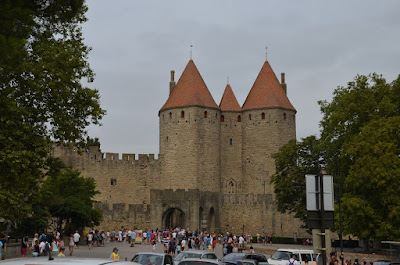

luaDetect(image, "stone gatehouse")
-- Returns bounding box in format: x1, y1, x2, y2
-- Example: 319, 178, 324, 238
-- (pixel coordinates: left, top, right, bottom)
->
53, 58, 307, 237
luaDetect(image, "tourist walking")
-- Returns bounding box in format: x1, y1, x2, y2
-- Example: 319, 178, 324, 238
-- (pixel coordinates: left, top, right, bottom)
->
73, 231, 80, 249
69, 234, 75, 255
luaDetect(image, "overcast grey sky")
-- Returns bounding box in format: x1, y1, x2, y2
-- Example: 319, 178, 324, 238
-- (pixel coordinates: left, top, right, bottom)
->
83, 0, 400, 156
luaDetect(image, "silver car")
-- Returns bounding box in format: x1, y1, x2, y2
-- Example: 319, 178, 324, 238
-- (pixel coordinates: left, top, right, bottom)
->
177, 258, 222, 265
174, 250, 218, 265
132, 252, 174, 265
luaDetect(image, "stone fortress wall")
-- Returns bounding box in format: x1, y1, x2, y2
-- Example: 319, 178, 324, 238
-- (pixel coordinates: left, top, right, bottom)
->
53, 59, 308, 238
52, 146, 161, 230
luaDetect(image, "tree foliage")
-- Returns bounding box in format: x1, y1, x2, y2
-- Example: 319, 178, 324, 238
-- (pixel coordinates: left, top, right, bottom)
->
272, 73, 400, 240
319, 74, 399, 180
271, 136, 323, 226
41, 159, 102, 234
342, 116, 400, 240
0, 0, 105, 224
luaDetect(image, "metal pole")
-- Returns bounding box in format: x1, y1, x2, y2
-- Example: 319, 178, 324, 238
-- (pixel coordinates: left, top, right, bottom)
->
338, 158, 344, 265
319, 172, 327, 265
338, 182, 344, 265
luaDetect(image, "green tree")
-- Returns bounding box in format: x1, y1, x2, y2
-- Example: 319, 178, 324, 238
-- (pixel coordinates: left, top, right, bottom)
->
319, 74, 400, 182
0, 0, 105, 225
40, 159, 102, 234
272, 74, 400, 235
271, 136, 324, 226
86, 136, 101, 147
341, 116, 400, 241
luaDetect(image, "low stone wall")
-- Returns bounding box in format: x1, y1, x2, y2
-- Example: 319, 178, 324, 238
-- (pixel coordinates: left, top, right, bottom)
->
2, 243, 20, 259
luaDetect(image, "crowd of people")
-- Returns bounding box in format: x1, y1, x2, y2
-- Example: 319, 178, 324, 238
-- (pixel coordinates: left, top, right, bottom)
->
99, 228, 261, 257
0, 229, 386, 265
0, 227, 267, 260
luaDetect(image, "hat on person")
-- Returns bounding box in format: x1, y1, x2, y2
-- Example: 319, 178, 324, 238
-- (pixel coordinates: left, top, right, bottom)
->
113, 247, 119, 251
60, 246, 65, 250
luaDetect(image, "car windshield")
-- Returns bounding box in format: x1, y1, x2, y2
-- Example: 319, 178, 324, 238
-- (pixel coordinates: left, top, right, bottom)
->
271, 251, 291, 260
132, 254, 164, 265
175, 253, 202, 261
223, 253, 246, 261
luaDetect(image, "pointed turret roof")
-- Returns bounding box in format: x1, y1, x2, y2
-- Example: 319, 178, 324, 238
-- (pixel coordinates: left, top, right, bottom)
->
219, 84, 241, 112
242, 61, 296, 112
160, 60, 219, 112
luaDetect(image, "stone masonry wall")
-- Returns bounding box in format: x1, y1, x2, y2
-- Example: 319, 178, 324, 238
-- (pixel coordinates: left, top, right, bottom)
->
220, 111, 243, 195
52, 104, 304, 236
159, 106, 221, 192
241, 108, 296, 195
52, 145, 161, 231
220, 193, 307, 238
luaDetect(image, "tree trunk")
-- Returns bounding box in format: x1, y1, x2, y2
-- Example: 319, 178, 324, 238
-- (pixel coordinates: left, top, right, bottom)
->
362, 238, 370, 253
374, 238, 382, 251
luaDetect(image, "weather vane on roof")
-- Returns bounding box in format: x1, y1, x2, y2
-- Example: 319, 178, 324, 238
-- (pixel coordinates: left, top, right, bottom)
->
190, 44, 193, 60
265, 45, 268, 61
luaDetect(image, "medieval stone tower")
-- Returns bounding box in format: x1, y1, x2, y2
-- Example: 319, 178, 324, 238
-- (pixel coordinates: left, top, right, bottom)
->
53, 58, 306, 237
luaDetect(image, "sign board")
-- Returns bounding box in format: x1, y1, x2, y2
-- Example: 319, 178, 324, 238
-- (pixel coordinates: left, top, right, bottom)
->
307, 210, 335, 229
305, 174, 334, 211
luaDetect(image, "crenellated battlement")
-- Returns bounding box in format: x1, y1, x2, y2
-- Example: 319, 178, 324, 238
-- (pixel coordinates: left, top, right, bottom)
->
84, 147, 159, 162
104, 152, 158, 162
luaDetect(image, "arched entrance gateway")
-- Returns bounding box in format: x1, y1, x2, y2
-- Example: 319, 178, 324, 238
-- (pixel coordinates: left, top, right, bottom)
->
208, 207, 216, 232
163, 208, 185, 229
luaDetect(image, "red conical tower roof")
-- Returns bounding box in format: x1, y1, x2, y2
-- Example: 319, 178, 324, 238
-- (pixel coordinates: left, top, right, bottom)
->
160, 60, 219, 112
219, 84, 241, 112
242, 61, 296, 112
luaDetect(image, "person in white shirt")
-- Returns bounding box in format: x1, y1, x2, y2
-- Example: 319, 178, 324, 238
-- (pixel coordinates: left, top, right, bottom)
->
87, 232, 93, 249
73, 231, 80, 249
128, 230, 132, 244
286, 254, 299, 265
39, 241, 46, 254
118, 230, 123, 242
181, 239, 186, 251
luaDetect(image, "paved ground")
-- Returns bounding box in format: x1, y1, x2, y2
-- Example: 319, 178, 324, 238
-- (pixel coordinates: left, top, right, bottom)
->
60, 241, 317, 261
66, 240, 225, 261
9, 240, 372, 262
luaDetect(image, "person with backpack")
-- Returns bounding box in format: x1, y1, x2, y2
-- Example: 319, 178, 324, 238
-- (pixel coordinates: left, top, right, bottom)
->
21, 234, 29, 257
46, 232, 54, 260
286, 254, 299, 265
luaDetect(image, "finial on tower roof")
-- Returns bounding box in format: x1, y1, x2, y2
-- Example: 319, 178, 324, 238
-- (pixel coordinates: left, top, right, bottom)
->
227, 76, 230, 85
190, 44, 193, 60
265, 45, 268, 61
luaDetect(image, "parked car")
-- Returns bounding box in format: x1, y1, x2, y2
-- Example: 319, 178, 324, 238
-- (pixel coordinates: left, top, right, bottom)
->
221, 253, 268, 265
224, 259, 260, 265
132, 252, 174, 265
373, 260, 400, 265
174, 250, 218, 265
177, 258, 222, 265
268, 249, 314, 265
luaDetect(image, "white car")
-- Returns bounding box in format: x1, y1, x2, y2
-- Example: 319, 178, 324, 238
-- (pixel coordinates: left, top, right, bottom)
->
131, 252, 174, 265
268, 249, 314, 265
174, 250, 218, 265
